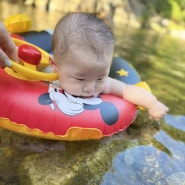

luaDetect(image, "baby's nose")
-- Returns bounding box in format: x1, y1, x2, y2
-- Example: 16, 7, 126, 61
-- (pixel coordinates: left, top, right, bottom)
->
83, 82, 95, 92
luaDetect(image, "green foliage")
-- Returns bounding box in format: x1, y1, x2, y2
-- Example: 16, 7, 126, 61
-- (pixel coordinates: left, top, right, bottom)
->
170, 0, 183, 22
174, 0, 185, 10
139, 0, 185, 23
154, 0, 172, 18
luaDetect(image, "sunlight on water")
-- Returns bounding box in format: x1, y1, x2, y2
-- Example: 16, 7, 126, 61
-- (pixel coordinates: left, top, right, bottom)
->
102, 114, 185, 185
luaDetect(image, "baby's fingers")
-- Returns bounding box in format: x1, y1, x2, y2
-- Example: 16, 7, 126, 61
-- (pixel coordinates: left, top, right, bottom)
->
149, 112, 166, 121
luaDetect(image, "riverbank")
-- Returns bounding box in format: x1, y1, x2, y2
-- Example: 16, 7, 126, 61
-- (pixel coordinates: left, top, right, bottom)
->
4, 0, 185, 40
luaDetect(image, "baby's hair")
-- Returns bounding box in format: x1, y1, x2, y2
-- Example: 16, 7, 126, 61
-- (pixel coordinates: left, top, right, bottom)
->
52, 12, 114, 62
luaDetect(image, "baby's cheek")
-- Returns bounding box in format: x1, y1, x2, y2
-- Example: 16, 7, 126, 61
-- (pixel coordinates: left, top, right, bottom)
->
66, 84, 82, 95
96, 85, 104, 95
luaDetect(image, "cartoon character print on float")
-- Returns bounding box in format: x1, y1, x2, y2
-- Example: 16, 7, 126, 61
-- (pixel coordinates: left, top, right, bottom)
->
38, 88, 119, 126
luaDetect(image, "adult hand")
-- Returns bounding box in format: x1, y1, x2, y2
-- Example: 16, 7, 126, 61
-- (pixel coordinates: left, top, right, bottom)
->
0, 22, 17, 68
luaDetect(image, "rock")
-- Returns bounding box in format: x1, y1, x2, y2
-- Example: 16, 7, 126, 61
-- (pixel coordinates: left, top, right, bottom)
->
17, 138, 124, 185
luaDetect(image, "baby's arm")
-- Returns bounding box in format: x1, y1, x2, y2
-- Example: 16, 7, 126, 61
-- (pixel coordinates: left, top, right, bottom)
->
103, 77, 169, 121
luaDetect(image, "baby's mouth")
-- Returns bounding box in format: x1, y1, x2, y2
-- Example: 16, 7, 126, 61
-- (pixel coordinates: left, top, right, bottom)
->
79, 95, 94, 99
70, 94, 94, 99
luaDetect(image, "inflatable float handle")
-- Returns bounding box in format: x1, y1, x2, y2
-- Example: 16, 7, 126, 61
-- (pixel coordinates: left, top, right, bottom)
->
4, 38, 58, 82
5, 59, 58, 81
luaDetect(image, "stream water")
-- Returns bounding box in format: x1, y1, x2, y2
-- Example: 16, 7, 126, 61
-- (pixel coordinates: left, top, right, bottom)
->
0, 1, 185, 185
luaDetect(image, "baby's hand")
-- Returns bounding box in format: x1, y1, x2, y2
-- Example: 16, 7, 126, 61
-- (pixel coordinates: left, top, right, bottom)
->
148, 101, 169, 121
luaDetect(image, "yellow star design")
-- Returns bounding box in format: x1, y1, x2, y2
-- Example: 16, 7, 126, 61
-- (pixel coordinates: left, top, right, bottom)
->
116, 69, 129, 76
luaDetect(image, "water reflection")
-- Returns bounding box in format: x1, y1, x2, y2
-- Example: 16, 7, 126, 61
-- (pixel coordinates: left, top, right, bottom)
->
102, 114, 185, 185
102, 146, 172, 185
165, 114, 185, 132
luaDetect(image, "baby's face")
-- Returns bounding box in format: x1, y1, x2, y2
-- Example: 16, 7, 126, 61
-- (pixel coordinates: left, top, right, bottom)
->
55, 48, 112, 98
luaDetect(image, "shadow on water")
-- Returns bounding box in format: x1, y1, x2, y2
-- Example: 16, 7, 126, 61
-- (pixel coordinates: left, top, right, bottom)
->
0, 1, 185, 185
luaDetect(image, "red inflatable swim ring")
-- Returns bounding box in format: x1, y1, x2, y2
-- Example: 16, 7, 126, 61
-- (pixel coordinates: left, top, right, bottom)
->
0, 38, 141, 141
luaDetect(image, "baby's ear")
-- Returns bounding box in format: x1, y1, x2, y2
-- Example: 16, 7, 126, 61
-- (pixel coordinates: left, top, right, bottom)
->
49, 55, 57, 72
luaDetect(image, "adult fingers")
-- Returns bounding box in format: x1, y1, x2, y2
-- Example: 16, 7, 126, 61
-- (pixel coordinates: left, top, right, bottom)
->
0, 23, 17, 62
0, 49, 8, 68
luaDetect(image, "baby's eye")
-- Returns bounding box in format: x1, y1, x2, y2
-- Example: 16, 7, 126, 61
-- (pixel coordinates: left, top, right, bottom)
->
97, 77, 105, 81
98, 78, 103, 81
75, 78, 85, 81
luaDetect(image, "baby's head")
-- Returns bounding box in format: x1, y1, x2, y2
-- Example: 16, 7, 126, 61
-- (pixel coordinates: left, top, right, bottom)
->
51, 12, 114, 97
52, 12, 114, 63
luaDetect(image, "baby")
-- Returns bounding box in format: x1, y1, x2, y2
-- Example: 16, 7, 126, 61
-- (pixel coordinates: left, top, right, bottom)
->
49, 12, 168, 121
